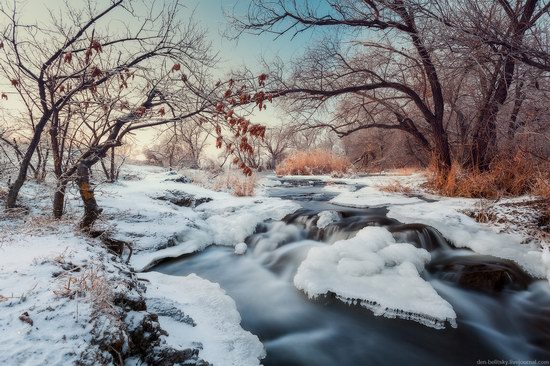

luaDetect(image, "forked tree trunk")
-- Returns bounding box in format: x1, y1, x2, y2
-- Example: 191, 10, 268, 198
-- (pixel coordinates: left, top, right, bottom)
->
77, 161, 102, 230
469, 0, 538, 171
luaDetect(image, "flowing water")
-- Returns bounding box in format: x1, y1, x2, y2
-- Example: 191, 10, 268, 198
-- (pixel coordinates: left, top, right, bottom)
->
153, 178, 550, 365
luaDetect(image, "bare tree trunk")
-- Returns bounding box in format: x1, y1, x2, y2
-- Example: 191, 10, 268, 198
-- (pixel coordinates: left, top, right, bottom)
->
77, 161, 102, 230
508, 81, 526, 139
100, 158, 110, 181
470, 64, 513, 170
52, 180, 67, 218
109, 147, 116, 182
6, 113, 51, 208
50, 113, 66, 218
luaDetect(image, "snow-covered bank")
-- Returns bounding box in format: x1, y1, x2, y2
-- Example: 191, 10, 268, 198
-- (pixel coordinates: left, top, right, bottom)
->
1, 220, 239, 365
0, 165, 276, 365
140, 272, 265, 366
97, 168, 299, 271
326, 173, 547, 278
388, 200, 546, 278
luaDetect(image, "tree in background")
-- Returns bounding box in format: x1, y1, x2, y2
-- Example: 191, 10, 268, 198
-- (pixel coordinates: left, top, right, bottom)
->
230, 0, 550, 174
146, 120, 208, 169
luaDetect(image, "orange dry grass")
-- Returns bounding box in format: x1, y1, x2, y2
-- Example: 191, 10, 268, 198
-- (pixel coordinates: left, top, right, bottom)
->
276, 150, 352, 176
429, 153, 549, 200
212, 171, 256, 196
379, 181, 413, 195
231, 175, 256, 197
390, 166, 422, 176
533, 177, 550, 216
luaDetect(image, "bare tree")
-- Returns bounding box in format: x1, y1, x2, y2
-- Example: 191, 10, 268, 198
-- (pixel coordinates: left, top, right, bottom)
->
231, 0, 454, 173
262, 124, 293, 169
424, 0, 550, 169
0, 0, 213, 208
230, 0, 550, 174
150, 120, 209, 168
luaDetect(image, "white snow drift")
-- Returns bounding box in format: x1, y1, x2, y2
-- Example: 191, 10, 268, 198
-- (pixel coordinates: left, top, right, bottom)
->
294, 226, 457, 329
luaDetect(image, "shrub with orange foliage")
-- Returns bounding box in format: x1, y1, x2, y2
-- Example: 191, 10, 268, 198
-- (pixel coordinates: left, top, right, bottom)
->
276, 150, 352, 176
191, 170, 256, 197
379, 181, 413, 195
428, 152, 550, 200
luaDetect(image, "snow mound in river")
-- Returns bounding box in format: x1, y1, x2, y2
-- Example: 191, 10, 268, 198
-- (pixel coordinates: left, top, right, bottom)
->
316, 210, 340, 229
294, 226, 456, 329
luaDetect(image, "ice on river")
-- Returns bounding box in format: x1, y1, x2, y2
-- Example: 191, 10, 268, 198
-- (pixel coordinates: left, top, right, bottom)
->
294, 226, 457, 329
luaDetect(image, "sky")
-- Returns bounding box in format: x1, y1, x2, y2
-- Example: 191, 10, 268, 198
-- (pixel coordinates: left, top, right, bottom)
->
0, 0, 328, 155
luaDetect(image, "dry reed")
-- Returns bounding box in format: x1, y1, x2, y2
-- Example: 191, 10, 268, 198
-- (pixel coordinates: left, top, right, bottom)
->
276, 150, 352, 176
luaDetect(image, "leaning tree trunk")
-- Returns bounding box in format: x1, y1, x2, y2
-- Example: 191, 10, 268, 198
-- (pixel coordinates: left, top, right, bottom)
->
431, 120, 452, 175
6, 113, 52, 208
77, 161, 102, 230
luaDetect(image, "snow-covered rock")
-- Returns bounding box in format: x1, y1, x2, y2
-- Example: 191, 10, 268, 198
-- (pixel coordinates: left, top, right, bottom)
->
316, 210, 340, 229
388, 199, 546, 278
234, 242, 248, 255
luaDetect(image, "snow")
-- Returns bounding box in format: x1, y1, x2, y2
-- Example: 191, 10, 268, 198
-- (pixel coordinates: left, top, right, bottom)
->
316, 210, 340, 229
331, 186, 423, 207
140, 271, 265, 366
2, 163, 548, 362
388, 200, 546, 278
96, 167, 299, 271
235, 242, 248, 255
319, 172, 547, 279
294, 226, 457, 329
0, 231, 97, 365
0, 165, 270, 365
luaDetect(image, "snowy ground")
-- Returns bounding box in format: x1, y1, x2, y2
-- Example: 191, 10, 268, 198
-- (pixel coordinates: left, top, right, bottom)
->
1, 165, 549, 365
94, 166, 299, 271
0, 165, 279, 366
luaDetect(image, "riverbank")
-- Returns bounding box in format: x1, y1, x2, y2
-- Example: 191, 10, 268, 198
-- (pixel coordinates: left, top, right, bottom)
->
1, 165, 548, 365
0, 165, 288, 365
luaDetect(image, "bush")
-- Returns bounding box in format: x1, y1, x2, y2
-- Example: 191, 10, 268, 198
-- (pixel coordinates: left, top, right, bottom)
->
275, 150, 352, 176
187, 169, 256, 197
429, 152, 550, 200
